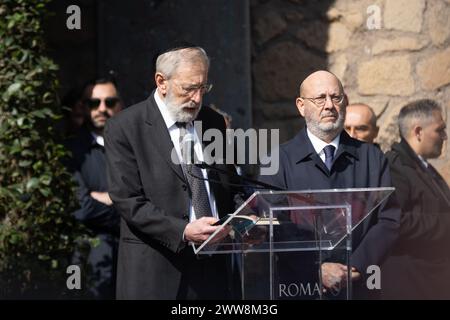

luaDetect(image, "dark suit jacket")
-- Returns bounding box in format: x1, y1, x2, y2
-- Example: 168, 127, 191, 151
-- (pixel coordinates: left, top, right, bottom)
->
67, 127, 120, 231
260, 128, 400, 296
104, 93, 240, 299
381, 139, 450, 299
66, 127, 120, 299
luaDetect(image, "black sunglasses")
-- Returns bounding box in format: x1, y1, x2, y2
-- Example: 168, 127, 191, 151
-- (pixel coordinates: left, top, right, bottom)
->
85, 97, 120, 109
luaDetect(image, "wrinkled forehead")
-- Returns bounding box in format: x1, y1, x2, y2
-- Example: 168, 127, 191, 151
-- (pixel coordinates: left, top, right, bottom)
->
91, 83, 118, 98
172, 59, 208, 81
302, 74, 343, 97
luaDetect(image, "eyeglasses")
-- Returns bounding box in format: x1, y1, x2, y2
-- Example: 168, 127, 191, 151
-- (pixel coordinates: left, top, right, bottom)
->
85, 97, 120, 109
301, 94, 345, 107
173, 82, 213, 97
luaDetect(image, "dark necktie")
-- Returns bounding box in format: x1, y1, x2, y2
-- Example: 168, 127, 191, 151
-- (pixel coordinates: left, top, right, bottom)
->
323, 145, 335, 171
176, 122, 213, 219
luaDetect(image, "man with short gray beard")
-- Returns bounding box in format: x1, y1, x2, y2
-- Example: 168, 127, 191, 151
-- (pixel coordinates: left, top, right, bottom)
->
259, 70, 400, 299
104, 45, 241, 299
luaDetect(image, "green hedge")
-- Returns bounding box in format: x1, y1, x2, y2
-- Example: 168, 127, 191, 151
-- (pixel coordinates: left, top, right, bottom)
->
0, 0, 87, 298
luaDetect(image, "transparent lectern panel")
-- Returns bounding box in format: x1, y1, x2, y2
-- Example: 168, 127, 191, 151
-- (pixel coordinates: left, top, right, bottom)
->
193, 187, 395, 300
194, 187, 394, 255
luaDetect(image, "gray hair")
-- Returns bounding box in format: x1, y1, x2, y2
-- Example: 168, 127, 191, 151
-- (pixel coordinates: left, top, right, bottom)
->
398, 99, 442, 138
155, 47, 210, 79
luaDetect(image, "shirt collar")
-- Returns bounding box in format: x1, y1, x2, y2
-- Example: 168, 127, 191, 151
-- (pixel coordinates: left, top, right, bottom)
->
306, 128, 340, 155
90, 131, 104, 147
417, 154, 429, 168
154, 89, 178, 130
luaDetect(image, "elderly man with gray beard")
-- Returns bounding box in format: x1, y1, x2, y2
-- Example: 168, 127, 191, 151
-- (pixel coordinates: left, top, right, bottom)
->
260, 70, 400, 299
104, 45, 241, 300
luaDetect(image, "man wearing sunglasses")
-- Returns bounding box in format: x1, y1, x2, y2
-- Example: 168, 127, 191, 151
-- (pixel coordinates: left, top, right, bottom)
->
66, 77, 123, 299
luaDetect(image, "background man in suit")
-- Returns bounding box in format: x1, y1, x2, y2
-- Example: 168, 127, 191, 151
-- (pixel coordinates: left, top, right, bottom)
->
104, 46, 239, 299
381, 99, 450, 299
66, 78, 122, 299
344, 103, 379, 144
260, 70, 400, 298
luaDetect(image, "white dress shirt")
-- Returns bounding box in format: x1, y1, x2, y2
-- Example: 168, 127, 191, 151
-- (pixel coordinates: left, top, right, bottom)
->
90, 131, 104, 147
154, 90, 218, 221
417, 154, 429, 169
306, 128, 340, 164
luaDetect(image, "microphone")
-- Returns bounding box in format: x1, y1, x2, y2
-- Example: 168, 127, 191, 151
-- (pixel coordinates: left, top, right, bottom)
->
179, 128, 283, 192
180, 131, 196, 165
193, 162, 319, 206
194, 161, 284, 191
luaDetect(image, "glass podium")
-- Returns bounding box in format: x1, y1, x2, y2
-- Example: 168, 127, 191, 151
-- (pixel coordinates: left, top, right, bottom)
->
193, 187, 394, 300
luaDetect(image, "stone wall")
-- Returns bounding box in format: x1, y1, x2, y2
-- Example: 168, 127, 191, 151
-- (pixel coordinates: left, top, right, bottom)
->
251, 0, 450, 181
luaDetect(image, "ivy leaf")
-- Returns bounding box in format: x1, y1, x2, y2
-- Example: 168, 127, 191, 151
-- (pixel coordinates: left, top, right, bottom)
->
40, 174, 51, 186
18, 159, 32, 167
3, 82, 22, 101
38, 254, 50, 261
39, 187, 51, 197
17, 117, 25, 126
26, 178, 39, 190
9, 233, 21, 244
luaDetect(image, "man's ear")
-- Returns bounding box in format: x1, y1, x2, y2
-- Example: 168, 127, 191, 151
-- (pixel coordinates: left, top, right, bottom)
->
296, 97, 305, 117
155, 72, 167, 95
413, 125, 423, 142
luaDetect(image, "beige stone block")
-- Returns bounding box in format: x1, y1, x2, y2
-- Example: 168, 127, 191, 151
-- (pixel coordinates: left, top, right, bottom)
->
376, 100, 403, 151
325, 7, 363, 28
428, 1, 450, 46
384, 0, 425, 32
346, 95, 390, 119
329, 54, 348, 81
326, 7, 342, 21
372, 37, 428, 55
417, 47, 450, 90
357, 56, 415, 95
326, 22, 351, 52
343, 11, 364, 31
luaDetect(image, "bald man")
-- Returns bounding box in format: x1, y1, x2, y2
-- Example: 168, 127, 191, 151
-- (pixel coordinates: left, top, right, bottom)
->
344, 104, 379, 143
260, 70, 400, 299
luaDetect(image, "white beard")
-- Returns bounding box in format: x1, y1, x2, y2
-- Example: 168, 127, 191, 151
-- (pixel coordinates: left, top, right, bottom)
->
164, 90, 201, 123
307, 109, 345, 141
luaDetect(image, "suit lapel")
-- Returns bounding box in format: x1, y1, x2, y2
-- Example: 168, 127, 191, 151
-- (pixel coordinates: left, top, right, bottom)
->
144, 95, 186, 183
294, 128, 330, 175
296, 129, 358, 176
